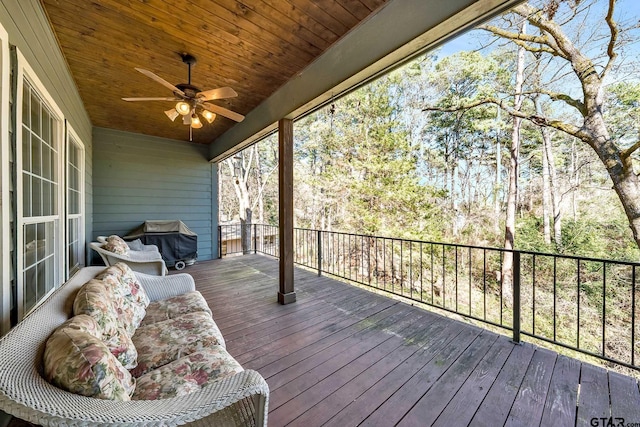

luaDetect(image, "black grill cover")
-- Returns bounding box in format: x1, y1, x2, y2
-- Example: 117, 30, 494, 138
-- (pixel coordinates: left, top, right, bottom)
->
124, 220, 197, 266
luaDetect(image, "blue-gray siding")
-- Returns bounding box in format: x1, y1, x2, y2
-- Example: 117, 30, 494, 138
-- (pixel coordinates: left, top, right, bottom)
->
93, 127, 217, 263
0, 3, 94, 259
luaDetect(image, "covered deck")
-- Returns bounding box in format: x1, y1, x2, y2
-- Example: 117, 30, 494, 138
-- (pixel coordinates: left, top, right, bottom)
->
187, 254, 640, 426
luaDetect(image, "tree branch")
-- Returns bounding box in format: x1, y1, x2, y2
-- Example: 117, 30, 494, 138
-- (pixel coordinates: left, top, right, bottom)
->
622, 140, 640, 160
243, 147, 255, 186
513, 3, 598, 81
251, 164, 278, 211
479, 24, 564, 57
601, 0, 619, 79
423, 97, 586, 140
530, 89, 586, 115
479, 24, 548, 46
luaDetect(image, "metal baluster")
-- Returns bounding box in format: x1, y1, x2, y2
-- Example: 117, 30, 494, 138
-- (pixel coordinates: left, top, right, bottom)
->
455, 246, 458, 312
633, 265, 636, 367
317, 229, 322, 276
577, 259, 581, 349
431, 243, 434, 304
602, 262, 606, 358
513, 251, 521, 344
468, 247, 472, 317
483, 249, 486, 321
533, 255, 536, 336
553, 257, 557, 342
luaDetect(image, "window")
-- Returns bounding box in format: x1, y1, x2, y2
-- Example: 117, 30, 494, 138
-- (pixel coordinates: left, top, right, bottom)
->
19, 79, 61, 315
0, 22, 9, 334
66, 129, 84, 277
14, 53, 86, 321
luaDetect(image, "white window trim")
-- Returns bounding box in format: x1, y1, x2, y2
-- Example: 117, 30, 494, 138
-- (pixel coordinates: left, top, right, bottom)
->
0, 22, 10, 335
15, 49, 65, 320
66, 125, 85, 278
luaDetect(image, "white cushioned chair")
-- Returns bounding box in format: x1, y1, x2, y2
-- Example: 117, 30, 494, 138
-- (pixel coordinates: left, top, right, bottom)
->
91, 241, 168, 276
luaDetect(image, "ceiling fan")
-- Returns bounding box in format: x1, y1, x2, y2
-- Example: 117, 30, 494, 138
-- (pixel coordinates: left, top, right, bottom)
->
122, 53, 244, 136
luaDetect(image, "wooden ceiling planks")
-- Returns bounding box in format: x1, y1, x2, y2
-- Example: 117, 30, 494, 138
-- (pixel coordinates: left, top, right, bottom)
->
40, 0, 388, 144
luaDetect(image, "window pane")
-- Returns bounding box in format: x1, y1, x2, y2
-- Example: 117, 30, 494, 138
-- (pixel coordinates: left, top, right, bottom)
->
24, 223, 37, 267
42, 108, 50, 144
51, 182, 58, 215
22, 131, 30, 172
68, 190, 77, 215
32, 178, 41, 217
30, 92, 40, 137
42, 143, 51, 181
22, 174, 31, 217
69, 143, 77, 166
51, 143, 57, 182
42, 181, 52, 216
24, 266, 37, 313
44, 255, 55, 295
22, 84, 30, 128
32, 138, 41, 177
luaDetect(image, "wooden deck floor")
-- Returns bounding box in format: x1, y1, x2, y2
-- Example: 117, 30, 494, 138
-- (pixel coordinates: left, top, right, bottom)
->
188, 254, 640, 427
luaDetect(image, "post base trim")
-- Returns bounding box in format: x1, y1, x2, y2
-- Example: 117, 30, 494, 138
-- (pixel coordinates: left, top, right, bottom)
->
277, 291, 297, 305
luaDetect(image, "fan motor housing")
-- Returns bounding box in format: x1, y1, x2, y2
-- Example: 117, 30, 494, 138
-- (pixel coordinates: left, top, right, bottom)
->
175, 83, 201, 98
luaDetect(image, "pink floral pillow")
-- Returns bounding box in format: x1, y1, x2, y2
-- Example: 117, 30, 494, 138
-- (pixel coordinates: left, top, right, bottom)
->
43, 315, 136, 400
103, 235, 129, 255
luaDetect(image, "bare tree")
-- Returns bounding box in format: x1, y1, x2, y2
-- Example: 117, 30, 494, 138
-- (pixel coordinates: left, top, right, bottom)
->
501, 20, 527, 301
225, 150, 254, 253
426, 0, 640, 250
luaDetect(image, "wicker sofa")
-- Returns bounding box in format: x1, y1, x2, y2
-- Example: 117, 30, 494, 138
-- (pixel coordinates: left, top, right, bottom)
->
0, 264, 269, 426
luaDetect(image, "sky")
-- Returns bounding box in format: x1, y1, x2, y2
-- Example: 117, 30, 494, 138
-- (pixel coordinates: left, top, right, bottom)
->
438, 0, 640, 58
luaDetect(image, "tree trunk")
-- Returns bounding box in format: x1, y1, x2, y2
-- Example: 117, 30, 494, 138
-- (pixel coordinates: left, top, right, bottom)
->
535, 96, 552, 245
571, 139, 578, 221
254, 145, 265, 225
494, 108, 502, 235
583, 113, 640, 249
544, 127, 562, 249
254, 145, 265, 250
501, 21, 527, 304
226, 155, 253, 254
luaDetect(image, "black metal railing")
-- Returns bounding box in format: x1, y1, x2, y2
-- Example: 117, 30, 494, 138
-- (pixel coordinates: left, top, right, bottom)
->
219, 223, 640, 370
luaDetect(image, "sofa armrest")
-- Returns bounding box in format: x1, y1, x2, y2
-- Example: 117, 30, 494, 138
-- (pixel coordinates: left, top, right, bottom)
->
136, 272, 196, 302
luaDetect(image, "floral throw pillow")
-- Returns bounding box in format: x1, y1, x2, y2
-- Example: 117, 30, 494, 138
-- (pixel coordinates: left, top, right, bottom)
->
43, 315, 136, 400
103, 235, 129, 256
97, 263, 149, 335
73, 279, 137, 369
133, 346, 243, 400
73, 279, 120, 337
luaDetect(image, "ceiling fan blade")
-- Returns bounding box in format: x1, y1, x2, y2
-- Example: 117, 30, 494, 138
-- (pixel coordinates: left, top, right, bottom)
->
202, 103, 245, 122
122, 97, 179, 102
196, 87, 238, 101
135, 68, 185, 97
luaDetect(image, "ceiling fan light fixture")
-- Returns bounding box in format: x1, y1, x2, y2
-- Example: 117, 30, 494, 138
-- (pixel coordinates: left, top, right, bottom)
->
191, 113, 203, 129
175, 101, 191, 115
164, 108, 179, 121
201, 109, 216, 123
182, 114, 192, 126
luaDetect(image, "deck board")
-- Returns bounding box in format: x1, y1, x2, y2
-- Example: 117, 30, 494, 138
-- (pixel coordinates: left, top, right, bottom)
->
185, 255, 640, 427
609, 371, 640, 423
431, 335, 515, 427
504, 347, 557, 427
539, 355, 581, 427
576, 364, 611, 426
